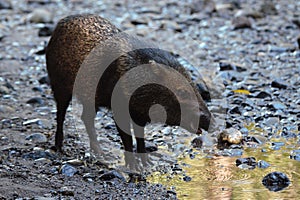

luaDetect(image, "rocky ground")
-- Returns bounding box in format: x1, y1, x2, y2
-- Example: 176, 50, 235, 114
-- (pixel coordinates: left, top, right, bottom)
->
0, 0, 300, 199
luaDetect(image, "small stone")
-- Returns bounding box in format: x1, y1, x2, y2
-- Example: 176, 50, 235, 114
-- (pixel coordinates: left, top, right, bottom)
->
0, 0, 12, 9
63, 159, 83, 166
38, 25, 54, 37
260, 1, 278, 15
0, 105, 15, 113
32, 86, 44, 92
27, 0, 52, 5
190, 0, 216, 15
26, 97, 44, 105
0, 85, 9, 94
29, 9, 53, 23
23, 118, 41, 126
218, 127, 243, 145
232, 16, 252, 29
60, 164, 78, 177
236, 157, 256, 169
25, 133, 47, 143
183, 175, 192, 182
191, 136, 203, 148
290, 150, 300, 161
271, 79, 288, 89
257, 160, 270, 169
99, 170, 125, 181
253, 91, 272, 99
262, 172, 290, 192
269, 102, 287, 110
59, 186, 75, 196
22, 149, 56, 160
39, 76, 50, 85
219, 60, 246, 72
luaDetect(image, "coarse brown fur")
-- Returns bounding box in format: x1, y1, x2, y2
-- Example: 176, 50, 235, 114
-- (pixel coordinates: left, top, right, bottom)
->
46, 14, 213, 168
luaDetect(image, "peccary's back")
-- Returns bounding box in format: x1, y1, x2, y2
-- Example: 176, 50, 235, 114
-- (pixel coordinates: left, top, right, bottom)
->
46, 14, 121, 97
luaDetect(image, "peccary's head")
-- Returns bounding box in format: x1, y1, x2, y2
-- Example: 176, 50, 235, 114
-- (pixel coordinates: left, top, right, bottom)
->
134, 59, 214, 134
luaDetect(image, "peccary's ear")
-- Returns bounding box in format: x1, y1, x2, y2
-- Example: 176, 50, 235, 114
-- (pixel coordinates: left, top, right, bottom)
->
149, 60, 168, 77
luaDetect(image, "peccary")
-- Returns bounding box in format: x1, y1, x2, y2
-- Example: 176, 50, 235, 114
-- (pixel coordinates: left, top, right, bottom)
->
46, 14, 213, 168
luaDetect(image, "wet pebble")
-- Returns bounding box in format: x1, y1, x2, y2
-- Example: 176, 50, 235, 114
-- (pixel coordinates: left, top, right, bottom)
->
22, 149, 56, 160
259, 1, 278, 15
252, 91, 272, 99
60, 164, 78, 177
29, 9, 53, 23
99, 170, 125, 181
236, 157, 256, 169
63, 159, 83, 166
191, 136, 203, 148
183, 175, 192, 182
219, 60, 246, 72
58, 186, 75, 196
0, 0, 12, 9
262, 172, 290, 192
38, 25, 54, 37
27, 0, 52, 5
218, 127, 243, 146
32, 86, 44, 93
271, 79, 288, 89
0, 85, 9, 94
26, 97, 44, 105
289, 149, 300, 161
39, 76, 50, 85
257, 160, 270, 169
25, 133, 47, 143
232, 16, 252, 29
0, 105, 15, 114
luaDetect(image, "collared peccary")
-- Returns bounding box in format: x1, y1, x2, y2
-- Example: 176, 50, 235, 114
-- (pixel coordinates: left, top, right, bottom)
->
46, 14, 213, 168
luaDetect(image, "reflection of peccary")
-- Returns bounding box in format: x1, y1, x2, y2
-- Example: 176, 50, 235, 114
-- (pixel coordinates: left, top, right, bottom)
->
46, 14, 213, 168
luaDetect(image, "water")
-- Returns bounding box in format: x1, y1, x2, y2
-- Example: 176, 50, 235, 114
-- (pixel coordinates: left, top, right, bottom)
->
149, 138, 300, 199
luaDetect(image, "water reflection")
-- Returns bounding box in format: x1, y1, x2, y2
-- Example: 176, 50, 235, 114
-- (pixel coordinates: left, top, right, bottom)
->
149, 140, 300, 200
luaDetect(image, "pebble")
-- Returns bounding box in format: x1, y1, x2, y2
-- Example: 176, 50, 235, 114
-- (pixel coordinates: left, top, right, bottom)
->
271, 79, 288, 89
262, 172, 290, 192
236, 157, 256, 169
232, 16, 252, 29
289, 149, 300, 161
218, 127, 243, 145
25, 133, 47, 143
0, 105, 15, 113
29, 9, 53, 23
257, 160, 270, 169
0, 85, 9, 94
60, 164, 78, 177
219, 60, 246, 72
38, 76, 50, 85
259, 1, 278, 15
58, 186, 75, 196
191, 136, 203, 148
0, 0, 12, 9
252, 91, 272, 99
22, 149, 56, 160
38, 25, 54, 37
99, 170, 125, 181
183, 175, 192, 182
63, 159, 83, 166
26, 97, 44, 105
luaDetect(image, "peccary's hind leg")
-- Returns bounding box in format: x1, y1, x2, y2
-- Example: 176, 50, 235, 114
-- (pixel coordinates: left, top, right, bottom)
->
81, 103, 103, 155
54, 92, 72, 151
133, 123, 152, 167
